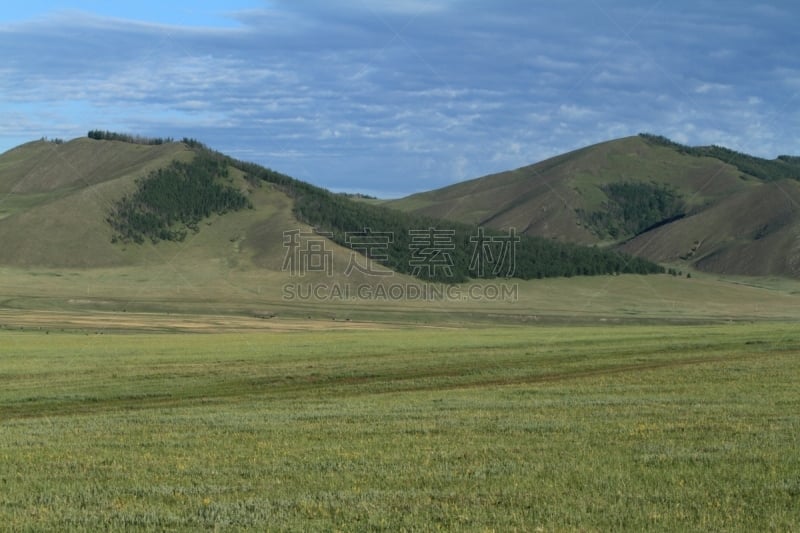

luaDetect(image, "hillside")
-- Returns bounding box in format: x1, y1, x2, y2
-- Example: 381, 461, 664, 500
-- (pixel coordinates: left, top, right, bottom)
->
388, 135, 799, 278
620, 179, 800, 277
0, 138, 365, 280
0, 138, 192, 267
0, 135, 662, 281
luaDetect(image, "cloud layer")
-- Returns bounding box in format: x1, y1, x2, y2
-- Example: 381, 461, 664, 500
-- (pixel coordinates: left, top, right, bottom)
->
1, 1, 798, 196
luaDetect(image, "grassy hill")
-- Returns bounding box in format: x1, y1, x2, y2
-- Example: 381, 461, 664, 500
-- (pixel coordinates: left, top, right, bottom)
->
0, 138, 364, 279
621, 179, 800, 277
388, 135, 799, 278
0, 138, 392, 298
0, 139, 192, 267
0, 135, 663, 281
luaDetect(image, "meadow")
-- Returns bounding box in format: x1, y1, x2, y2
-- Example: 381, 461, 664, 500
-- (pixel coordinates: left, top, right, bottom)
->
1, 322, 799, 531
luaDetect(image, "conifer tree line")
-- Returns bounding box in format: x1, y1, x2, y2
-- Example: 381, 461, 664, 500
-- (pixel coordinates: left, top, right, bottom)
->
107, 153, 251, 244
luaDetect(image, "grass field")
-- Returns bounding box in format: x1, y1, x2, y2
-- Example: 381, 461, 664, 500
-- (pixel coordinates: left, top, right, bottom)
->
2, 323, 799, 531
1, 265, 799, 331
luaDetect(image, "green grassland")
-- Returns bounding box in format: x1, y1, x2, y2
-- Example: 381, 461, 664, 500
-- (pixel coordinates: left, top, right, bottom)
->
1, 323, 799, 530
0, 265, 799, 331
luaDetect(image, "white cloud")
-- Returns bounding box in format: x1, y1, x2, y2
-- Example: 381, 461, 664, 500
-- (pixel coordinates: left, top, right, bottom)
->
351, 0, 454, 15
558, 104, 594, 120
695, 82, 732, 94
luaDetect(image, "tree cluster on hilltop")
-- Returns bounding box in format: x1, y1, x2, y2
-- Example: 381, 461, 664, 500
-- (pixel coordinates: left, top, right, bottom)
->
88, 130, 174, 146
639, 133, 800, 182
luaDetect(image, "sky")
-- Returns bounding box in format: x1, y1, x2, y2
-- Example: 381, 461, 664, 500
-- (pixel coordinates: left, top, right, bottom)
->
0, 1, 798, 197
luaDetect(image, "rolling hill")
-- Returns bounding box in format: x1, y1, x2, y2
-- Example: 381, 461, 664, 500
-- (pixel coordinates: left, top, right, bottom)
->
388, 134, 800, 278
0, 137, 377, 289
0, 135, 661, 281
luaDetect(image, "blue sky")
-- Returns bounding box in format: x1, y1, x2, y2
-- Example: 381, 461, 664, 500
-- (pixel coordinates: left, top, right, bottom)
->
1, 1, 798, 197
